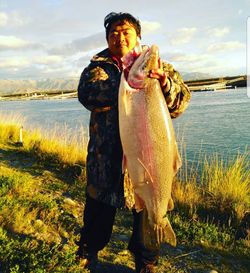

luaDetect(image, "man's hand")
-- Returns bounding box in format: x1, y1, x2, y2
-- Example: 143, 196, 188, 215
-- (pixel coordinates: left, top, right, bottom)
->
148, 60, 171, 90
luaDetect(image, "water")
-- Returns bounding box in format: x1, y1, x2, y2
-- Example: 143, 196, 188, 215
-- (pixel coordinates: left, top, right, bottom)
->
0, 88, 249, 163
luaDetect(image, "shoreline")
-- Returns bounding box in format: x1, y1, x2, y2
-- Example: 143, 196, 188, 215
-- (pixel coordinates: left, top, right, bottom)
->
0, 75, 247, 102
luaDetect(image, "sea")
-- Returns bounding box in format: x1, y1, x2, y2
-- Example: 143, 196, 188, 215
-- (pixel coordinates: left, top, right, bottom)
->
0, 87, 249, 165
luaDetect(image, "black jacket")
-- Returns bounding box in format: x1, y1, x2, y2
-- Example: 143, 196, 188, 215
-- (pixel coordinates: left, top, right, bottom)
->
78, 48, 191, 207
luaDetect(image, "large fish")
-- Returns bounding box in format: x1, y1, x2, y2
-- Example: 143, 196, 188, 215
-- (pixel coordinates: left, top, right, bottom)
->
119, 44, 181, 249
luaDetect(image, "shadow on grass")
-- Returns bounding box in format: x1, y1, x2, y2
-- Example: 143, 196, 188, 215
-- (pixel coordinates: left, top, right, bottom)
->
0, 144, 86, 199
90, 261, 135, 273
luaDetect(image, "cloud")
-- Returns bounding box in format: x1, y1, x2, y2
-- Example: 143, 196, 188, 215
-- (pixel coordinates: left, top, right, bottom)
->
0, 12, 8, 27
0, 11, 30, 28
170, 27, 197, 45
207, 27, 230, 37
0, 57, 30, 69
165, 52, 209, 63
0, 54, 63, 70
33, 55, 63, 65
141, 21, 161, 35
48, 32, 106, 56
207, 41, 245, 53
10, 11, 30, 27
0, 35, 43, 51
0, 35, 30, 50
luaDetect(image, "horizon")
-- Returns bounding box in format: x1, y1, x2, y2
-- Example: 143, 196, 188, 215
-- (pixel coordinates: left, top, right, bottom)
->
0, 0, 249, 80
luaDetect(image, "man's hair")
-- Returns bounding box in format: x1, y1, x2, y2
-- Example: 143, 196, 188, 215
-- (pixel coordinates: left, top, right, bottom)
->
104, 12, 141, 40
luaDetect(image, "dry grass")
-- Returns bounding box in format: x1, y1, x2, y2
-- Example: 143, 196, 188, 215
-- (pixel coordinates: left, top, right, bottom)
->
173, 149, 250, 224
0, 113, 88, 165
0, 113, 249, 225
201, 152, 250, 220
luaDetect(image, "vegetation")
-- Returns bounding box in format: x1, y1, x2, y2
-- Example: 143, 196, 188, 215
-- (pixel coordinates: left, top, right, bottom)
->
0, 115, 249, 273
0, 113, 87, 165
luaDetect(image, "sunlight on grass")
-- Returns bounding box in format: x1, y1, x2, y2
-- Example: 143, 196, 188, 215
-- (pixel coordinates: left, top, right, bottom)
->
0, 113, 88, 165
201, 152, 250, 220
0, 113, 25, 143
0, 113, 249, 272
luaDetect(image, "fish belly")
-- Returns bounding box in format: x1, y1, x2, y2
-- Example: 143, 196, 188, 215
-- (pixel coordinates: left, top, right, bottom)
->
119, 74, 180, 248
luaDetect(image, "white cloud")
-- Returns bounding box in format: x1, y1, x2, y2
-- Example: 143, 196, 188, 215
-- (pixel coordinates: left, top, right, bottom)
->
33, 55, 63, 65
207, 27, 230, 37
0, 57, 30, 68
166, 52, 209, 63
141, 21, 161, 35
48, 33, 106, 56
10, 11, 30, 27
170, 27, 197, 45
0, 12, 8, 27
0, 35, 43, 51
207, 41, 245, 53
0, 11, 30, 28
0, 35, 30, 50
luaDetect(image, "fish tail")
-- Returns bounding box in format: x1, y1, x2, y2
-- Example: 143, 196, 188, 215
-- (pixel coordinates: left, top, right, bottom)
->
161, 217, 177, 247
141, 210, 176, 250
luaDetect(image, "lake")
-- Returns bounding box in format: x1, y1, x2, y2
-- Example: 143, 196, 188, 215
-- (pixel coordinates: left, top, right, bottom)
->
0, 87, 249, 164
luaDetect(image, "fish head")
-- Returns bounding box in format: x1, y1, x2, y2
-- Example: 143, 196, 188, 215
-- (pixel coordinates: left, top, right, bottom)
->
124, 45, 160, 89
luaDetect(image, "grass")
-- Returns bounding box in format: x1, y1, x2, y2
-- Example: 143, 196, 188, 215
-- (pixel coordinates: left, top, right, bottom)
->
0, 114, 249, 272
173, 151, 250, 226
0, 113, 87, 166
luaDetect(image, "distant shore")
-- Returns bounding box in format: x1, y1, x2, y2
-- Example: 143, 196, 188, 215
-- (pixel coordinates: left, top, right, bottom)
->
0, 75, 247, 102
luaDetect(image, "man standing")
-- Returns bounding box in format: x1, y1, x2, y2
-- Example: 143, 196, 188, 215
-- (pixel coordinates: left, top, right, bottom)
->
77, 12, 191, 273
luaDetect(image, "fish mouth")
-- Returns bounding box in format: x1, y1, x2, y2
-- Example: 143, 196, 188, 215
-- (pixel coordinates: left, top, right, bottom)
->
145, 45, 159, 71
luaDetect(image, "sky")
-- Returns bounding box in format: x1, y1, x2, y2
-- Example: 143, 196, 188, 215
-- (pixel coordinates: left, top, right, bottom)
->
0, 0, 249, 80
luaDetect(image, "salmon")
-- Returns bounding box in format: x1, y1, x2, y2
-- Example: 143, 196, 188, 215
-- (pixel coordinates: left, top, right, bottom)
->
119, 45, 181, 249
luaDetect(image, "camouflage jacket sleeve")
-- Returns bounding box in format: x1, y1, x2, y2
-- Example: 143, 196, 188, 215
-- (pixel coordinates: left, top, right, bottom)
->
162, 62, 191, 118
78, 64, 119, 111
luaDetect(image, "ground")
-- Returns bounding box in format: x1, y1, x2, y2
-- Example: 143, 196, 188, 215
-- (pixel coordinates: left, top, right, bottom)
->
0, 143, 249, 273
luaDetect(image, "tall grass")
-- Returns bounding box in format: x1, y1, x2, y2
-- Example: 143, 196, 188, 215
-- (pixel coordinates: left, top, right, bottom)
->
0, 113, 88, 166
174, 147, 250, 224
201, 152, 250, 221
0, 113, 249, 225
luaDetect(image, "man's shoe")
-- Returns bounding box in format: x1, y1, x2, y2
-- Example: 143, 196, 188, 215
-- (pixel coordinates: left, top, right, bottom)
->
139, 264, 156, 273
135, 256, 157, 273
76, 253, 98, 269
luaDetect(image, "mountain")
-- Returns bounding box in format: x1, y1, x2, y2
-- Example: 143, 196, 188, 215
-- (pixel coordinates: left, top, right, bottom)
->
0, 72, 213, 95
0, 79, 78, 96
180, 72, 214, 81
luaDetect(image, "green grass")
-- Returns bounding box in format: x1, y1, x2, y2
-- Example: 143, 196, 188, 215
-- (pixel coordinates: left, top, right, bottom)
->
0, 115, 249, 272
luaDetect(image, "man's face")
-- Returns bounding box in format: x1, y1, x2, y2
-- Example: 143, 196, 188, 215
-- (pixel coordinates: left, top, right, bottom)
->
107, 20, 138, 58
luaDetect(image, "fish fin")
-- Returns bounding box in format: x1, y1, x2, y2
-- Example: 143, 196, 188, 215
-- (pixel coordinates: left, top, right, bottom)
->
122, 154, 127, 174
168, 197, 174, 211
134, 193, 145, 212
124, 169, 136, 210
141, 210, 176, 250
162, 217, 177, 247
173, 142, 182, 175
137, 158, 154, 184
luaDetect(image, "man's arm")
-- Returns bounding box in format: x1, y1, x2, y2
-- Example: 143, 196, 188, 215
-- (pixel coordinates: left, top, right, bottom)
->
162, 62, 191, 118
78, 65, 118, 112
149, 61, 191, 118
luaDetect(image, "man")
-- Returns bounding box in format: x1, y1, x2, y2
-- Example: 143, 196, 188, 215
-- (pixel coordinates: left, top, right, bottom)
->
77, 12, 191, 273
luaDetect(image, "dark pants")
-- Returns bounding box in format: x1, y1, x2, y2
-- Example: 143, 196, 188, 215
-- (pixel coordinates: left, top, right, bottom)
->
77, 195, 160, 264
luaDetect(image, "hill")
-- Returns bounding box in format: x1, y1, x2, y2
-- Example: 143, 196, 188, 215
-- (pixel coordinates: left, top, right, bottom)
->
0, 72, 213, 95
0, 79, 78, 95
